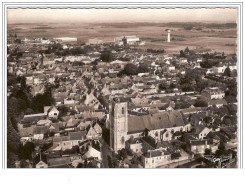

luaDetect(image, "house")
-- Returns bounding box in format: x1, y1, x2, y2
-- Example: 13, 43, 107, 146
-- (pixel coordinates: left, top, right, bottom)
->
188, 139, 210, 154
47, 106, 59, 119
212, 66, 226, 74
47, 156, 72, 168
52, 131, 86, 151
208, 99, 227, 108
21, 113, 47, 125
125, 138, 143, 153
201, 87, 225, 100
36, 161, 48, 168
83, 145, 102, 161
142, 149, 171, 168
33, 126, 49, 140
49, 122, 65, 136
86, 122, 102, 139
65, 118, 81, 132
195, 126, 212, 140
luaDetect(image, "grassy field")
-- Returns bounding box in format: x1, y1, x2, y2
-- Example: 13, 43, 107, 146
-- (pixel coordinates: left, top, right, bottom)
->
8, 22, 237, 54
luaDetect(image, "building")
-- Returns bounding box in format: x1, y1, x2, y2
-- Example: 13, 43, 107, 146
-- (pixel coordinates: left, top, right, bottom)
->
110, 101, 128, 152
120, 36, 140, 45
212, 66, 226, 74
87, 38, 103, 45
44, 106, 59, 119
36, 161, 48, 168
167, 30, 171, 42
53, 37, 77, 42
201, 87, 225, 100
52, 131, 86, 151
188, 139, 211, 154
110, 101, 191, 152
142, 149, 171, 168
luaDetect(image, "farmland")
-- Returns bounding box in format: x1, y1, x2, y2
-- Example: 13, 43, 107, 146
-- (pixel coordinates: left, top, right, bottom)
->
8, 22, 237, 54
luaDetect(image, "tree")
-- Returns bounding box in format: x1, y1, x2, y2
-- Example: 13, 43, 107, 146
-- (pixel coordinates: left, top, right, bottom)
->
179, 50, 185, 57
169, 83, 176, 89
119, 63, 138, 76
100, 50, 114, 62
18, 141, 35, 160
184, 47, 190, 54
77, 163, 84, 168
226, 104, 237, 116
200, 59, 213, 69
231, 69, 237, 77
118, 149, 127, 159
204, 148, 212, 155
223, 116, 232, 126
107, 155, 113, 168
175, 101, 191, 109
143, 128, 150, 138
7, 116, 20, 167
159, 83, 168, 91
171, 152, 181, 159
194, 100, 208, 107
137, 63, 149, 73
25, 108, 34, 115
223, 67, 231, 77
32, 85, 54, 113
184, 25, 193, 30
203, 116, 212, 124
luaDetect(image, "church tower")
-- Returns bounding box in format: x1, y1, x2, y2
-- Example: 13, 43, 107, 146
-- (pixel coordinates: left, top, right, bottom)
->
109, 100, 128, 152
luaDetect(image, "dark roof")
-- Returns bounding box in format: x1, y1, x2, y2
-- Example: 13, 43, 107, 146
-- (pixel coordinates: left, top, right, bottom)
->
47, 157, 71, 167
144, 149, 171, 158
128, 111, 187, 133
190, 139, 210, 146
208, 99, 227, 105
68, 131, 86, 141
34, 126, 49, 134
21, 114, 47, 124
126, 137, 142, 144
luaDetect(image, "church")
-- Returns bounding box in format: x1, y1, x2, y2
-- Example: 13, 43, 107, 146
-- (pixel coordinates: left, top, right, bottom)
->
109, 100, 191, 152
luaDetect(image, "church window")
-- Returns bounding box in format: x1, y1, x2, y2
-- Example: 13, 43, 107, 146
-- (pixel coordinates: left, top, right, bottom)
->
122, 107, 125, 114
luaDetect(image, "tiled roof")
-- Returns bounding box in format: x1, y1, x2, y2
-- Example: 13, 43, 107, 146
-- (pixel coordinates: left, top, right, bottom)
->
34, 126, 49, 134
69, 131, 86, 141
128, 111, 187, 133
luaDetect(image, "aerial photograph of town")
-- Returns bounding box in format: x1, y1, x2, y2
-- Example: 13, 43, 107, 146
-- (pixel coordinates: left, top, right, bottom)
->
6, 8, 238, 168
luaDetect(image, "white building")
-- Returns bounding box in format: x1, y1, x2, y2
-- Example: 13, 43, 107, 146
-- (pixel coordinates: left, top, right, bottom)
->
53, 37, 77, 42
87, 38, 103, 45
201, 87, 225, 100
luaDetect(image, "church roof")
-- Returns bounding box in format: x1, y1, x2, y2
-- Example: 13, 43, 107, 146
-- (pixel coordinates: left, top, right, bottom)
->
128, 111, 187, 134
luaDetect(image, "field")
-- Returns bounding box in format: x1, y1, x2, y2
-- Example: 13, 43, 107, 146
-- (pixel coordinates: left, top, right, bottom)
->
8, 22, 237, 54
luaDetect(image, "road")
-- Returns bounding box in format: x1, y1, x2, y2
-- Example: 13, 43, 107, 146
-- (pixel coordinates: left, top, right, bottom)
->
101, 139, 112, 168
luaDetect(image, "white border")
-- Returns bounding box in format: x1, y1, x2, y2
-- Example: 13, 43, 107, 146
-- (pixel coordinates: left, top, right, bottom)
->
1, 1, 244, 194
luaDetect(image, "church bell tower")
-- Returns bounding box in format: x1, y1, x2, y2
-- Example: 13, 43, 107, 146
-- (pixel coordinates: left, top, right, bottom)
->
109, 100, 128, 152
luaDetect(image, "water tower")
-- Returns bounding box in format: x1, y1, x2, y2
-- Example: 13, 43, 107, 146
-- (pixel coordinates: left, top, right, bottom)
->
167, 30, 171, 42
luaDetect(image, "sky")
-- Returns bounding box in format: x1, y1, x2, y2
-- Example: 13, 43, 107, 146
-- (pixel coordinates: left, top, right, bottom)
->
8, 8, 238, 24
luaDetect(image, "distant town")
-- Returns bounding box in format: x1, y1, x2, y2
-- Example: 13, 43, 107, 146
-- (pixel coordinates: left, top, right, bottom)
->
7, 24, 238, 168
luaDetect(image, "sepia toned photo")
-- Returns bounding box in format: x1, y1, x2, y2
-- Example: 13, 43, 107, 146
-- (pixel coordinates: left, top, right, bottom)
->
6, 7, 238, 168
